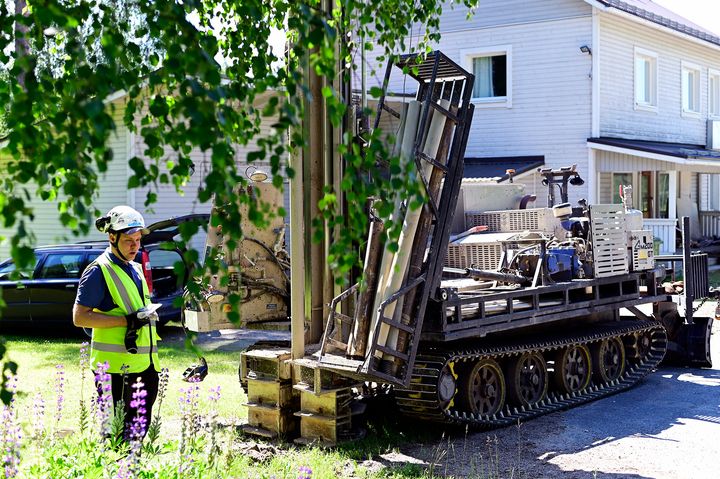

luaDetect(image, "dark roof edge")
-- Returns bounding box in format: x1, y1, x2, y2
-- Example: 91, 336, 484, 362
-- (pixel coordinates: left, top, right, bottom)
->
587, 137, 689, 158
464, 155, 545, 182
498, 158, 544, 183
595, 0, 720, 49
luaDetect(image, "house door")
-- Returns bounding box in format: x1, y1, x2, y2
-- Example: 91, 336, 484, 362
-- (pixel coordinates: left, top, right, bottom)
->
639, 171, 653, 218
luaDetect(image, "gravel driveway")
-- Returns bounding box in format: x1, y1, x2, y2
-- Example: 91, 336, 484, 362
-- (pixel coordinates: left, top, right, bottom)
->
174, 308, 720, 478
394, 318, 720, 479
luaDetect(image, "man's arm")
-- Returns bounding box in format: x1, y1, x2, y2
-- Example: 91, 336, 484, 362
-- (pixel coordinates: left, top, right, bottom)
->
73, 304, 127, 328
73, 262, 126, 329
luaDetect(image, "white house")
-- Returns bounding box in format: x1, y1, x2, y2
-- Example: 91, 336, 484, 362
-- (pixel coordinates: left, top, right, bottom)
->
0, 91, 282, 259
368, 0, 720, 253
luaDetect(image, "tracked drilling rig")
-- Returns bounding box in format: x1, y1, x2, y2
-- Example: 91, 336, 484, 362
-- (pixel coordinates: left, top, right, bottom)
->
184, 51, 714, 444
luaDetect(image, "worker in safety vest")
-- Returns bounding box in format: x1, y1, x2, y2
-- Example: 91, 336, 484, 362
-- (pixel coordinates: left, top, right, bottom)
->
73, 205, 161, 439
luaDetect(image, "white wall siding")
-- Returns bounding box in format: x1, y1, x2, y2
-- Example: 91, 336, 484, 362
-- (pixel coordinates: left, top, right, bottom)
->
599, 171, 612, 203
463, 15, 593, 205
362, 4, 595, 205
0, 99, 130, 258
690, 172, 699, 206
134, 114, 286, 259
509, 170, 545, 205
595, 150, 680, 172
599, 13, 720, 143
436, 0, 591, 34
699, 173, 710, 211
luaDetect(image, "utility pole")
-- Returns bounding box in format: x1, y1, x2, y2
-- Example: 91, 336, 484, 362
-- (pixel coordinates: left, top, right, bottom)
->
290, 0, 346, 359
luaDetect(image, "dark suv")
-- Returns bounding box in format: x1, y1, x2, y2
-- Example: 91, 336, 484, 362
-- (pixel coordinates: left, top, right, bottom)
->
0, 214, 208, 329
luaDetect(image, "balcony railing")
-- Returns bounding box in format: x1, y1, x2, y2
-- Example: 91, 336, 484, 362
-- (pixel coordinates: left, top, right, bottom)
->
699, 210, 720, 238
642, 218, 676, 254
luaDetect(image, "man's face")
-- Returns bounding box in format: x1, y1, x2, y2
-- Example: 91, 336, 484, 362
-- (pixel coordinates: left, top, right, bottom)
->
110, 231, 142, 261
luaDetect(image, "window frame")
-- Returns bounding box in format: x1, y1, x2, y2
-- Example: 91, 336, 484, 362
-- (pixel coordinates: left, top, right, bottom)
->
709, 68, 720, 119
460, 45, 513, 108
655, 172, 671, 219
37, 252, 86, 279
611, 171, 672, 219
612, 172, 634, 204
681, 60, 702, 117
634, 47, 658, 112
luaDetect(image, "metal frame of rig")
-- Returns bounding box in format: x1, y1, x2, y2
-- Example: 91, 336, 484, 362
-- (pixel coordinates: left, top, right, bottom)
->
227, 51, 715, 445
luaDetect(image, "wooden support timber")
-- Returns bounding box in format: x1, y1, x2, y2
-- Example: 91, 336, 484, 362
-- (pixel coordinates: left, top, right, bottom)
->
290, 360, 362, 446
293, 387, 356, 446
241, 349, 299, 439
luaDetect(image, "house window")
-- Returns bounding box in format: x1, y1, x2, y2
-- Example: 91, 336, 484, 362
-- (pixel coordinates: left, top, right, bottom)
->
472, 55, 506, 98
682, 61, 701, 114
461, 46, 512, 107
612, 173, 633, 204
656, 172, 670, 218
640, 171, 654, 217
634, 48, 657, 110
710, 69, 720, 117
612, 171, 670, 218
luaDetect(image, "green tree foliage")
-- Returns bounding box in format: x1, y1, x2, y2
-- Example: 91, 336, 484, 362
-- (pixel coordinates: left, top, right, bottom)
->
1, 0, 480, 330
1, 0, 478, 275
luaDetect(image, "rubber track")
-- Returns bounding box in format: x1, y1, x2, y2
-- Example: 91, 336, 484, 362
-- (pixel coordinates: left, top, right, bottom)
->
394, 320, 667, 429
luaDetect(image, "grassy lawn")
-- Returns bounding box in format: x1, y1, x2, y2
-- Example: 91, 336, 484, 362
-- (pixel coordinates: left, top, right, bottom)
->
709, 270, 720, 288
0, 328, 439, 478
3, 327, 245, 433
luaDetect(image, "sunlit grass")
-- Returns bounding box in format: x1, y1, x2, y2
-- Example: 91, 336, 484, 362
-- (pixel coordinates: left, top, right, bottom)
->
3, 327, 245, 436
0, 328, 452, 478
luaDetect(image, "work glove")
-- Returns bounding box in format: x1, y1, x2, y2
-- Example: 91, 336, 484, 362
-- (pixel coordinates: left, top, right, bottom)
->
124, 307, 157, 354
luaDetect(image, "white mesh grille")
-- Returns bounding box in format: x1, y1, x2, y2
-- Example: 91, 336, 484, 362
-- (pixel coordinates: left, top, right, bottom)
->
445, 243, 503, 270
590, 205, 629, 278
466, 212, 503, 231
466, 208, 553, 234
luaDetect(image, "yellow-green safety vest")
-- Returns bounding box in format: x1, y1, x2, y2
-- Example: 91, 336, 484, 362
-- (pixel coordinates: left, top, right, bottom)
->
90, 252, 161, 374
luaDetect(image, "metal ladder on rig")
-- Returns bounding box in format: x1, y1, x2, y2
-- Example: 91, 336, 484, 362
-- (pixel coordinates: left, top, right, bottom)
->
319, 51, 475, 386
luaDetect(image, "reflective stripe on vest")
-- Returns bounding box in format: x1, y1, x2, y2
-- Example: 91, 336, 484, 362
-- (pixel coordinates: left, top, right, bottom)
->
92, 343, 159, 354
89, 251, 160, 374
102, 262, 135, 312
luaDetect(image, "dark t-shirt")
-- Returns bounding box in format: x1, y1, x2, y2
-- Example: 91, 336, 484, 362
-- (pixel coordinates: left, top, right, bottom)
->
75, 249, 144, 312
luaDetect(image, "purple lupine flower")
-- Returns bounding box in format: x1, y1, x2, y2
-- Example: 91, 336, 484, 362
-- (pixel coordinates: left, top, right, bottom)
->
154, 368, 169, 416
178, 382, 201, 453
114, 458, 132, 479
94, 362, 113, 436
298, 465, 313, 479
31, 393, 46, 440
0, 404, 22, 477
79, 342, 90, 393
177, 453, 196, 475
4, 373, 17, 407
128, 378, 148, 441
78, 342, 91, 433
206, 385, 222, 461
121, 378, 147, 477
79, 342, 90, 370
208, 385, 221, 403
0, 373, 21, 476
158, 368, 169, 398
54, 365, 65, 429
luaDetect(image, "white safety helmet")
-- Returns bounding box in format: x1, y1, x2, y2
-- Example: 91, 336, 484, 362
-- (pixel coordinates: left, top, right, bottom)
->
96, 205, 146, 235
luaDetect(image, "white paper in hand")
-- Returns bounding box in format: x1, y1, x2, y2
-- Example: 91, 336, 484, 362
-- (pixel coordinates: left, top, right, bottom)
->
138, 303, 162, 319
